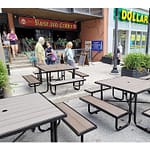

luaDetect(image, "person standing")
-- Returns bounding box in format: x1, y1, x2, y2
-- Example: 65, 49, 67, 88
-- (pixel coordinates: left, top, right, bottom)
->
117, 48, 121, 65
35, 37, 45, 65
117, 42, 123, 65
45, 41, 56, 65
1, 31, 10, 63
1, 31, 10, 46
64, 41, 75, 67
7, 29, 18, 59
117, 42, 123, 54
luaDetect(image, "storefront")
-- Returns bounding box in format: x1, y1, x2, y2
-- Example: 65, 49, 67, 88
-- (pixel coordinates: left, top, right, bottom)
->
13, 15, 81, 51
0, 13, 8, 33
1, 8, 107, 62
108, 8, 149, 55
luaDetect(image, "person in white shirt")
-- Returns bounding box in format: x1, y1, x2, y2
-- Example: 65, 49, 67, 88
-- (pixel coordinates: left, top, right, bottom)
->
117, 42, 123, 54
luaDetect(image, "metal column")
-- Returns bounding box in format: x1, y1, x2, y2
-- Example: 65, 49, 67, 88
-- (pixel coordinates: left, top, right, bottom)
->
111, 8, 119, 73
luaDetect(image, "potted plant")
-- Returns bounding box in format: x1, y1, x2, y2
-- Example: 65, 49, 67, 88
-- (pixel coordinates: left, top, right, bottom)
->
121, 52, 148, 78
101, 53, 113, 64
143, 54, 150, 72
0, 60, 8, 98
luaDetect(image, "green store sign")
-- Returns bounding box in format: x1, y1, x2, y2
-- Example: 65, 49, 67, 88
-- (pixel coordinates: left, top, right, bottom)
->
114, 8, 148, 25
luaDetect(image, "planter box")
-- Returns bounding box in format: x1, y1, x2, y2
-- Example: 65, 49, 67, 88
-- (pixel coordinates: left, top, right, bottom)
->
101, 56, 113, 64
121, 67, 148, 78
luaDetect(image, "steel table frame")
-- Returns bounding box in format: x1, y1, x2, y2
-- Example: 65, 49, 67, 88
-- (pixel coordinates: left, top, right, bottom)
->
36, 64, 78, 93
0, 93, 66, 142
95, 76, 150, 129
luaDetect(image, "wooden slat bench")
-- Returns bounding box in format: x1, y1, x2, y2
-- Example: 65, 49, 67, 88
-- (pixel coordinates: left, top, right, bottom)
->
68, 70, 89, 85
84, 86, 111, 96
79, 95, 129, 131
142, 109, 150, 117
68, 70, 89, 79
56, 102, 97, 142
140, 74, 150, 80
48, 78, 86, 95
22, 75, 41, 93
140, 74, 150, 93
33, 70, 47, 82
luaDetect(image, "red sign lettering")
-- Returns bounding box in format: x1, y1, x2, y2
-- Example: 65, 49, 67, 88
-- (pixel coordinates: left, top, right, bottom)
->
19, 17, 77, 30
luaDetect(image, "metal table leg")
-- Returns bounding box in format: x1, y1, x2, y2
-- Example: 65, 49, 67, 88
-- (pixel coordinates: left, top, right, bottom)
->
51, 121, 58, 142
133, 94, 150, 133
39, 72, 49, 93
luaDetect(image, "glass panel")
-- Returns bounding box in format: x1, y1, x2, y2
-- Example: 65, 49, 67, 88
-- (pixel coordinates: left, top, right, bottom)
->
90, 8, 103, 16
142, 32, 147, 49
74, 8, 89, 14
46, 8, 72, 13
130, 31, 136, 50
135, 31, 141, 50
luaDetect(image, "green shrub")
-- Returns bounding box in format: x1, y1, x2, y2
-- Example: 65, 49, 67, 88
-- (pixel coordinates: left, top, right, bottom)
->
123, 52, 146, 71
0, 60, 8, 88
104, 52, 112, 58
144, 54, 150, 69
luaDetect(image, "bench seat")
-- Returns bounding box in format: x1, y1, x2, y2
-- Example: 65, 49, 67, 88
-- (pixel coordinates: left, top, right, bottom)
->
56, 102, 97, 142
140, 74, 150, 80
49, 78, 86, 95
140, 74, 150, 93
79, 95, 129, 131
68, 70, 89, 78
142, 109, 150, 117
22, 75, 41, 92
84, 87, 110, 96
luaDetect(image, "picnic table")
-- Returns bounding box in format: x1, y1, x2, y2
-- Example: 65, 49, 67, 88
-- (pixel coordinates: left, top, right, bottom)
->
0, 93, 66, 142
95, 76, 150, 127
36, 64, 79, 93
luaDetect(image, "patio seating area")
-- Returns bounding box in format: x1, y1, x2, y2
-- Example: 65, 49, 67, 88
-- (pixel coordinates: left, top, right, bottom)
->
1, 62, 150, 142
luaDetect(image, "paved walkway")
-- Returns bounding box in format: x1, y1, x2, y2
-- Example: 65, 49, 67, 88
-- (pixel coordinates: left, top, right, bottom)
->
1, 62, 150, 142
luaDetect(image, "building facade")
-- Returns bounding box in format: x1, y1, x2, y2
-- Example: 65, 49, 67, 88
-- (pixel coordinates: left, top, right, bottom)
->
108, 8, 150, 55
0, 8, 108, 62
1, 8, 148, 63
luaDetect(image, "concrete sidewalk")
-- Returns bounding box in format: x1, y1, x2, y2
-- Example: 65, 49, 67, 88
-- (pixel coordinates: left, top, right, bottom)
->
1, 62, 150, 142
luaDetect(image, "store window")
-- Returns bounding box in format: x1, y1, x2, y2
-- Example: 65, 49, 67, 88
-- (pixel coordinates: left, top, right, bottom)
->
142, 32, 147, 49
130, 31, 136, 50
136, 32, 141, 49
113, 30, 127, 55
130, 31, 147, 53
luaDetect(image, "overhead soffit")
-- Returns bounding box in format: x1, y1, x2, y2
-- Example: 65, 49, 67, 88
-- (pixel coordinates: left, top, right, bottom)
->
2, 8, 102, 22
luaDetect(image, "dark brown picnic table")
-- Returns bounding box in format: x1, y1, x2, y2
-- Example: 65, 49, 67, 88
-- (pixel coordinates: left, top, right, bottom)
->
0, 93, 66, 142
36, 64, 79, 93
95, 76, 150, 127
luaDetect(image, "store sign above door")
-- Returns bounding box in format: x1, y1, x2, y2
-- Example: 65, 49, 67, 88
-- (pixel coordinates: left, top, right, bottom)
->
18, 17, 77, 30
116, 8, 148, 25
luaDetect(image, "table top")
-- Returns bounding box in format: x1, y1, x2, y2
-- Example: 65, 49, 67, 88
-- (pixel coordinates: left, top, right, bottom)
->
95, 76, 150, 94
36, 64, 78, 72
0, 93, 65, 138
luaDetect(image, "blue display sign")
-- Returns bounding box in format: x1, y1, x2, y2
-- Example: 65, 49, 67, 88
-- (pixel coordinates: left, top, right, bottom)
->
91, 40, 103, 51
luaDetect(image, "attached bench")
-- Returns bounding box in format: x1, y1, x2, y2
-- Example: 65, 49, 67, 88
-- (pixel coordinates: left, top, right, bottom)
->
49, 78, 86, 95
68, 70, 89, 78
79, 95, 129, 131
140, 74, 150, 93
68, 70, 89, 85
56, 102, 97, 142
142, 109, 150, 117
33, 70, 47, 82
140, 74, 150, 80
84, 86, 111, 96
22, 74, 41, 92
34, 70, 65, 81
